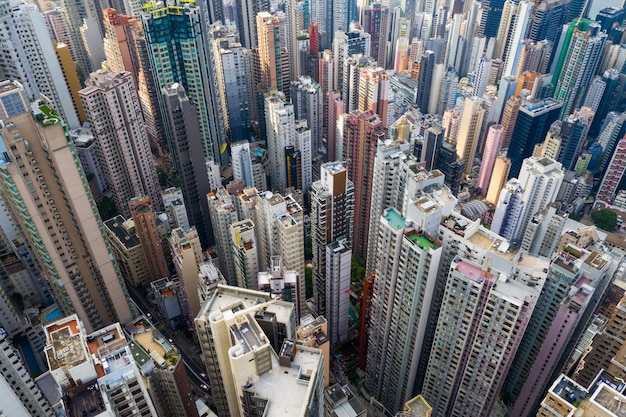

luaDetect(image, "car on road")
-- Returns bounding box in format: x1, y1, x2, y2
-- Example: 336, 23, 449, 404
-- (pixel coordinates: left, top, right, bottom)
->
146, 312, 152, 319
200, 372, 207, 380
200, 383, 209, 391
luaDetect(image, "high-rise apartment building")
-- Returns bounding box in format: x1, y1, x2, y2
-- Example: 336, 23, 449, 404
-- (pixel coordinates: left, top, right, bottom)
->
365, 208, 442, 414
311, 162, 354, 319
254, 12, 291, 101
0, 81, 133, 332
0, 328, 53, 416
162, 187, 190, 231
596, 134, 626, 205
161, 83, 214, 247
208, 187, 240, 286
231, 219, 260, 290
341, 55, 379, 114
492, 156, 564, 244
44, 315, 159, 416
507, 98, 562, 178
291, 76, 323, 156
340, 110, 386, 258
195, 286, 322, 417
357, 68, 390, 126
361, 3, 389, 67
455, 96, 485, 176
129, 196, 169, 282
332, 28, 371, 93
80, 70, 162, 216
529, 0, 567, 43
0, 0, 80, 128
553, 20, 607, 118
326, 238, 351, 345
234, 0, 269, 49
104, 215, 151, 287
258, 256, 300, 310
477, 125, 505, 194
171, 226, 204, 318
209, 23, 253, 142
141, 0, 225, 164
265, 93, 309, 192
421, 258, 538, 417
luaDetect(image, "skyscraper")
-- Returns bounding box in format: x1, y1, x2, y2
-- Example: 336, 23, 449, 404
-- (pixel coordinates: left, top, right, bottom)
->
265, 93, 296, 192
596, 134, 626, 205
0, 328, 53, 416
208, 187, 240, 286
234, 0, 269, 49
507, 98, 562, 178
365, 207, 441, 414
209, 23, 253, 142
129, 196, 169, 282
0, 0, 80, 128
80, 70, 163, 216
422, 258, 538, 417
231, 219, 260, 290
361, 3, 389, 67
254, 12, 291, 101
332, 28, 371, 92
455, 97, 485, 177
161, 83, 214, 247
552, 20, 607, 118
326, 238, 352, 345
477, 124, 505, 194
0, 81, 133, 332
492, 156, 564, 244
141, 0, 225, 164
340, 110, 386, 258
311, 162, 354, 319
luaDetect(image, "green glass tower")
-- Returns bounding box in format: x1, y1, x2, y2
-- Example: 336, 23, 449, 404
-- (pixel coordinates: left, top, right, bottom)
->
141, 0, 225, 165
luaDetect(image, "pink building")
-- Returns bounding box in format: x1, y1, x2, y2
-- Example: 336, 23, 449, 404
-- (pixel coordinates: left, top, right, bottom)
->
477, 124, 504, 195
597, 134, 626, 205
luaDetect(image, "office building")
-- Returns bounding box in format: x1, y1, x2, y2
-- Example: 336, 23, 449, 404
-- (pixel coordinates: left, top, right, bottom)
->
455, 97, 485, 177
507, 99, 562, 178
596, 134, 626, 205
195, 286, 321, 417
365, 208, 442, 414
0, 0, 80, 128
529, 0, 567, 43
161, 83, 214, 247
44, 315, 158, 416
104, 215, 151, 287
0, 81, 133, 332
0, 328, 53, 416
311, 162, 354, 318
340, 110, 386, 258
141, 0, 225, 164
553, 20, 607, 118
80, 70, 163, 216
422, 258, 538, 417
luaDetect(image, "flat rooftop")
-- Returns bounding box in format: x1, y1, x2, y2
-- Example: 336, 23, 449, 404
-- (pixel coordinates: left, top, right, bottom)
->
45, 319, 87, 370
405, 230, 439, 250
201, 286, 274, 321
383, 207, 406, 230
401, 395, 432, 417
250, 345, 322, 416
591, 384, 626, 416
455, 260, 493, 283
104, 215, 140, 249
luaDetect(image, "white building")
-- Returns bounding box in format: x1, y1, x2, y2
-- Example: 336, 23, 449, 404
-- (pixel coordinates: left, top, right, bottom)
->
326, 238, 351, 345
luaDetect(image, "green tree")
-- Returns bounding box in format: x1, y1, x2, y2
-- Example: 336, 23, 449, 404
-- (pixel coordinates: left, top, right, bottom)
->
304, 236, 312, 260
305, 265, 313, 299
351, 256, 365, 283
591, 209, 617, 232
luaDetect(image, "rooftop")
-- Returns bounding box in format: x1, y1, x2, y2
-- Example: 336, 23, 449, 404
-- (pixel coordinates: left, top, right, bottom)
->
104, 215, 140, 249
405, 230, 439, 250
383, 207, 407, 230
399, 395, 432, 417
247, 344, 322, 416
454, 260, 493, 283
591, 384, 626, 416
45, 318, 87, 371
